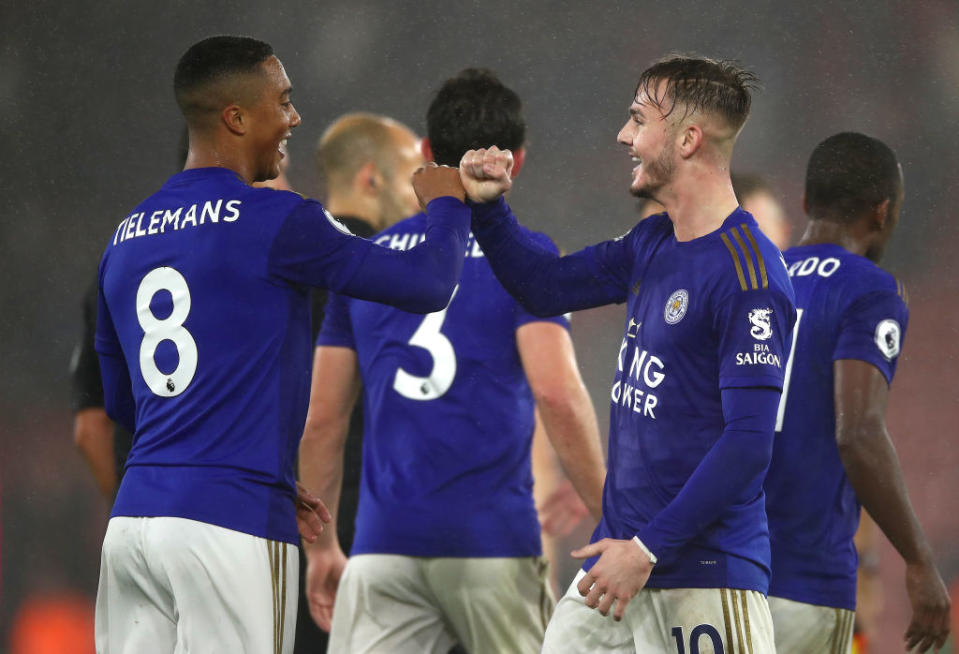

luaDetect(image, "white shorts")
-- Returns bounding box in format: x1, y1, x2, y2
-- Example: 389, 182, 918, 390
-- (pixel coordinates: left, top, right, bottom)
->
768, 595, 855, 654
328, 553, 554, 654
95, 516, 298, 654
541, 569, 775, 653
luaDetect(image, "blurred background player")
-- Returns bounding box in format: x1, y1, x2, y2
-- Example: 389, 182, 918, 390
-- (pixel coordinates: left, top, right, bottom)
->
764, 132, 950, 653
295, 112, 424, 653
93, 35, 473, 653
299, 68, 605, 654
463, 55, 795, 652
638, 172, 791, 249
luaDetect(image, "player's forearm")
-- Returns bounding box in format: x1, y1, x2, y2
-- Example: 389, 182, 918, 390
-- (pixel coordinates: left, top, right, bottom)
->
537, 391, 606, 520
470, 198, 621, 316
341, 197, 470, 313
298, 420, 349, 551
635, 387, 778, 563
838, 418, 933, 565
73, 408, 118, 499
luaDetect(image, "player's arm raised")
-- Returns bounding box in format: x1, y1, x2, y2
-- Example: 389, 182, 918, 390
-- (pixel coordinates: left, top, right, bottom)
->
298, 344, 362, 632
517, 322, 605, 521
834, 358, 950, 652
463, 147, 631, 317
268, 168, 470, 314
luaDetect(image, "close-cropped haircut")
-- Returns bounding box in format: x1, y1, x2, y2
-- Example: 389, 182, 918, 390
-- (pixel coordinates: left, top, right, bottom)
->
316, 113, 408, 189
805, 132, 901, 223
426, 68, 525, 167
636, 55, 758, 131
174, 36, 274, 123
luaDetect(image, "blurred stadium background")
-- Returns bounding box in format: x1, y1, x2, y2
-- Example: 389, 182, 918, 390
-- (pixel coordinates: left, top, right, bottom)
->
2, 1, 958, 651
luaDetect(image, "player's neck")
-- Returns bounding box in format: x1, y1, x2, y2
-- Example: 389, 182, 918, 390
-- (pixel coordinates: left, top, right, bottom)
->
183, 148, 256, 185
662, 170, 739, 242
798, 220, 869, 257
324, 194, 380, 231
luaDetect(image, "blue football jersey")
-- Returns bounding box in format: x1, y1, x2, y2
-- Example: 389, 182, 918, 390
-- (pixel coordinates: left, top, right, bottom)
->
95, 168, 469, 544
317, 213, 569, 558
583, 211, 795, 593
765, 243, 909, 610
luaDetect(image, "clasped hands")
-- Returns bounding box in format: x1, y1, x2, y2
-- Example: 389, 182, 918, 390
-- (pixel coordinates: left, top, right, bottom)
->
412, 145, 514, 208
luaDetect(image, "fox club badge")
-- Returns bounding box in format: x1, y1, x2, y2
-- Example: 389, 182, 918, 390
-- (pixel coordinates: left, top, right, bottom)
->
664, 289, 689, 325
748, 307, 774, 341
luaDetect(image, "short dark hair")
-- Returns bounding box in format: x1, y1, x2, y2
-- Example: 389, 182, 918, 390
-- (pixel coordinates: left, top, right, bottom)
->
174, 36, 274, 122
636, 55, 758, 131
426, 68, 525, 167
805, 132, 901, 222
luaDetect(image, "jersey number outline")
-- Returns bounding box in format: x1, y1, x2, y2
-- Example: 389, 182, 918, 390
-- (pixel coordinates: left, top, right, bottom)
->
775, 308, 803, 431
393, 286, 458, 401
136, 267, 197, 397
671, 624, 725, 654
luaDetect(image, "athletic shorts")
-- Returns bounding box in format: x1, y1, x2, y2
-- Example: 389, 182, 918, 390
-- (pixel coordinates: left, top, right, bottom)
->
541, 569, 775, 653
768, 595, 855, 654
95, 516, 297, 654
328, 553, 554, 653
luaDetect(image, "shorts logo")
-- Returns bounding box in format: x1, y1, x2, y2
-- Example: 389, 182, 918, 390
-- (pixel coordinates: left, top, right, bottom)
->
664, 289, 689, 325
748, 308, 773, 340
875, 319, 901, 360
324, 209, 353, 235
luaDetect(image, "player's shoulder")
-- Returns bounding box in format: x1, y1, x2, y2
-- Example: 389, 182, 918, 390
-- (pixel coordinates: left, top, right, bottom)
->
711, 210, 792, 296
785, 244, 906, 305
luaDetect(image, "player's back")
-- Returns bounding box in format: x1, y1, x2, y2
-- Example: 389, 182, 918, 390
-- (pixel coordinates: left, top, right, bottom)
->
766, 243, 908, 609
98, 168, 315, 543
318, 213, 568, 558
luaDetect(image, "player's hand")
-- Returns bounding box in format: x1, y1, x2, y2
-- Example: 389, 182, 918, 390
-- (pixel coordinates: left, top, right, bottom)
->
304, 544, 348, 632
539, 479, 590, 537
903, 559, 950, 652
412, 162, 466, 208
459, 146, 513, 203
295, 481, 332, 544
571, 538, 653, 621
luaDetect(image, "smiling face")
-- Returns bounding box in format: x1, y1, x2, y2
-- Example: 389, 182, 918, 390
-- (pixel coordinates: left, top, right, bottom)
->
617, 81, 677, 199
246, 56, 301, 182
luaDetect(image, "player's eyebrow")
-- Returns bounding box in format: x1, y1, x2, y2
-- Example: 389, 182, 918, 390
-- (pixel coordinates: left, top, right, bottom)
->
629, 106, 645, 119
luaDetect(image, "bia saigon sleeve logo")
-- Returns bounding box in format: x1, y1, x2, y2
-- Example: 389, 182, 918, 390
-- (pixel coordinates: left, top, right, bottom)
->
748, 307, 773, 340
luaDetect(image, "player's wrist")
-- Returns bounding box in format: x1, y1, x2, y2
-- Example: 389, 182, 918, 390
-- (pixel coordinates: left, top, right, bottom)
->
632, 536, 658, 566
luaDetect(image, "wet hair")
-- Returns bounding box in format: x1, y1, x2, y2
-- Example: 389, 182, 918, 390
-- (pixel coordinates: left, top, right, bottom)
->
635, 55, 758, 131
426, 68, 525, 167
805, 132, 901, 223
174, 36, 274, 124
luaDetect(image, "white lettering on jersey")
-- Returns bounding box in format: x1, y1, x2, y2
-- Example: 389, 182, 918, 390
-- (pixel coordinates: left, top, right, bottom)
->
788, 256, 841, 278
735, 342, 782, 368
375, 231, 485, 258
875, 319, 901, 360
113, 200, 243, 245
613, 336, 667, 419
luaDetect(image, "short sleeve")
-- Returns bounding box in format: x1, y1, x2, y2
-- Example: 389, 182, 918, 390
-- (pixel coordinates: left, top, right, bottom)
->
716, 288, 796, 390
315, 292, 356, 350
833, 289, 908, 384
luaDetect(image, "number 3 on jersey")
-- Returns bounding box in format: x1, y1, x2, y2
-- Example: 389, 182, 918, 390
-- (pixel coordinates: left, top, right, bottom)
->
393, 286, 458, 401
136, 267, 197, 397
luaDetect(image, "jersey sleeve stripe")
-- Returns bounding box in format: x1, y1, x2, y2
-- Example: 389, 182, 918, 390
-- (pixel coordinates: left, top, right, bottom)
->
720, 233, 749, 291
731, 228, 759, 290
740, 224, 769, 289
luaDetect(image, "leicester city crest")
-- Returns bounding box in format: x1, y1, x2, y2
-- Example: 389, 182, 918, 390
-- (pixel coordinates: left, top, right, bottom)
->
664, 289, 689, 325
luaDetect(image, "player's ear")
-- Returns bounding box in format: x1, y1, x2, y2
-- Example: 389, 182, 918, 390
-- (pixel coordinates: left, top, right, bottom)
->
678, 124, 703, 159
421, 138, 435, 164
222, 104, 246, 136
872, 198, 892, 231
511, 147, 526, 178
355, 161, 380, 195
